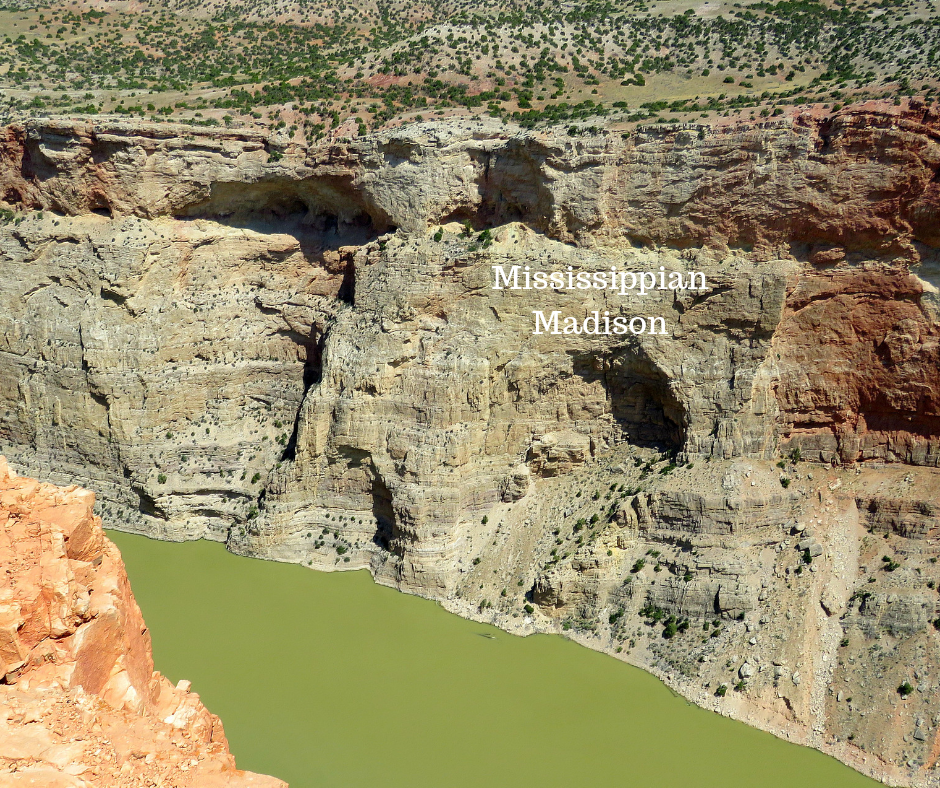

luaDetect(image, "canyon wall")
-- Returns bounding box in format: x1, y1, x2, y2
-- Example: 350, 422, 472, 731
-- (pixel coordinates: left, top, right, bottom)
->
0, 457, 285, 787
0, 102, 939, 785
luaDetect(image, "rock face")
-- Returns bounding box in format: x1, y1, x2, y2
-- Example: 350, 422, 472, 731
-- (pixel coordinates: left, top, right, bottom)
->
0, 457, 285, 788
0, 101, 939, 786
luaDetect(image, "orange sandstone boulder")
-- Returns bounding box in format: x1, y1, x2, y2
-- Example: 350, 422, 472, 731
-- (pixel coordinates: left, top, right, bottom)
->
0, 457, 287, 788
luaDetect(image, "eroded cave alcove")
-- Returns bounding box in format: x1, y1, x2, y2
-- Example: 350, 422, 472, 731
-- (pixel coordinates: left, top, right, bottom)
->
177, 178, 394, 271
579, 349, 686, 452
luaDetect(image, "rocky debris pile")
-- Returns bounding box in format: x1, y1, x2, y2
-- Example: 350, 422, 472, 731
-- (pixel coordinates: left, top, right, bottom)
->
0, 457, 286, 788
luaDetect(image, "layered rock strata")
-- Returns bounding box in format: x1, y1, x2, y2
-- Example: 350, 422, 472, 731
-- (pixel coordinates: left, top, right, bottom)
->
0, 457, 285, 788
0, 101, 939, 785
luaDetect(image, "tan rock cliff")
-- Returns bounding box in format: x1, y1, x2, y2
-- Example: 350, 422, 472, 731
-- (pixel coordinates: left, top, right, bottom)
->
0, 101, 939, 785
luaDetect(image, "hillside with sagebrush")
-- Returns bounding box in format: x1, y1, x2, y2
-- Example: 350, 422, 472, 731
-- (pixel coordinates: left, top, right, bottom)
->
0, 0, 937, 137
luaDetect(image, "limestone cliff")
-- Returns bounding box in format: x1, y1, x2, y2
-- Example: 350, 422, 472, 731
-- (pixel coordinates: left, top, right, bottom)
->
0, 457, 285, 787
0, 101, 939, 785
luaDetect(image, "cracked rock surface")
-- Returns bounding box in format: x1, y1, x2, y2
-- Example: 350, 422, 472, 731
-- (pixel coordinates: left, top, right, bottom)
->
0, 457, 285, 788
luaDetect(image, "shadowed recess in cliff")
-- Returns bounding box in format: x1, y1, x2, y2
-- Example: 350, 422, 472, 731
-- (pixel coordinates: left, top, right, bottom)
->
279, 324, 326, 462
422, 141, 561, 236
437, 190, 533, 233
176, 178, 394, 263
571, 349, 685, 452
370, 464, 398, 553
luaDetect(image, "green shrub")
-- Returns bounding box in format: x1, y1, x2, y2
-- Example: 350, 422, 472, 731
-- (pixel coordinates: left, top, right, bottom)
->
524, 604, 534, 614
881, 555, 900, 571
157, 473, 167, 484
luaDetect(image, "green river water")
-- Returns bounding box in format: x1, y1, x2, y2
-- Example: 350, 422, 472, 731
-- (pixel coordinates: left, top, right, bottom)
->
109, 531, 878, 788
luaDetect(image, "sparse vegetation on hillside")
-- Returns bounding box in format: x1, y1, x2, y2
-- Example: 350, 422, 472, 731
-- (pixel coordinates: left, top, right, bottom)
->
0, 0, 936, 136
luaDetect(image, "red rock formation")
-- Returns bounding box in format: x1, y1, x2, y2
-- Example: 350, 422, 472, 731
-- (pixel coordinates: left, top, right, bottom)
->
0, 457, 286, 787
775, 268, 940, 466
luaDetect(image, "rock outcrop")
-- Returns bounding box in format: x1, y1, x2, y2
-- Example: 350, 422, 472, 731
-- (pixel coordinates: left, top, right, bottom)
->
1, 100, 939, 785
0, 457, 285, 788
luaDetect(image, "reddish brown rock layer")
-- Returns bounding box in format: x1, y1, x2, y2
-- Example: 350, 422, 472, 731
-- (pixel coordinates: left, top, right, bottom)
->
776, 268, 940, 465
0, 457, 286, 788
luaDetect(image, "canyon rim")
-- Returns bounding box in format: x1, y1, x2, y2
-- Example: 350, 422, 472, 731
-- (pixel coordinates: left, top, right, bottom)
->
1, 100, 939, 786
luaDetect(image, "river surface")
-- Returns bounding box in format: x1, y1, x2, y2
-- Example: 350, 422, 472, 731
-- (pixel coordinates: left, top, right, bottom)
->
109, 531, 878, 788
